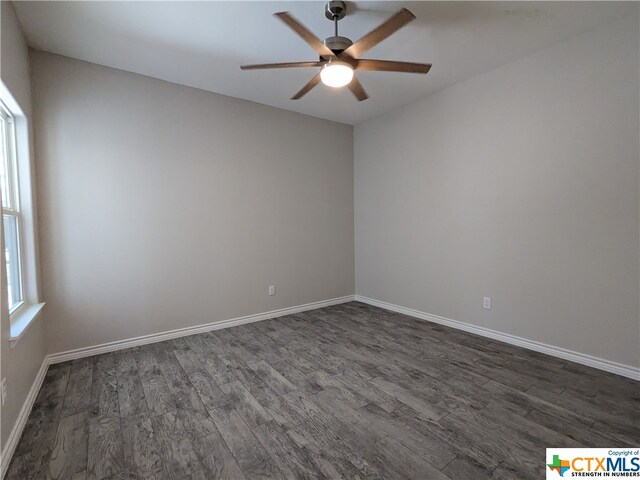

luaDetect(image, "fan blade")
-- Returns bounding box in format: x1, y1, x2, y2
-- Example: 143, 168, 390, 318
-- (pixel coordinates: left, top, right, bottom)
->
343, 8, 415, 58
241, 61, 324, 70
292, 72, 322, 100
347, 76, 369, 101
274, 12, 335, 58
355, 59, 431, 74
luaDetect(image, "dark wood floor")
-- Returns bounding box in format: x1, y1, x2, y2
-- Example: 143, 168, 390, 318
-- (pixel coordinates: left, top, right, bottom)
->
7, 302, 639, 480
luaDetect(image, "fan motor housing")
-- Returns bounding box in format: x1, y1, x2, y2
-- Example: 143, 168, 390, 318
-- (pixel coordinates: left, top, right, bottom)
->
323, 35, 352, 53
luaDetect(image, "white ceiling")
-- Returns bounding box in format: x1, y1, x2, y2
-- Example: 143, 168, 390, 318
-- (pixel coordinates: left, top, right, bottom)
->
13, 1, 635, 125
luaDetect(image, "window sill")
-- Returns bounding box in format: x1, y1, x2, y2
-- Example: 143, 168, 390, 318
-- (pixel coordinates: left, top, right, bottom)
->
9, 302, 45, 348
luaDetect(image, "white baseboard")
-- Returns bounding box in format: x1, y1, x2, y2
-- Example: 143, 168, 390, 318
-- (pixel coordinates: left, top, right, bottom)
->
47, 295, 355, 365
355, 295, 640, 381
0, 358, 48, 479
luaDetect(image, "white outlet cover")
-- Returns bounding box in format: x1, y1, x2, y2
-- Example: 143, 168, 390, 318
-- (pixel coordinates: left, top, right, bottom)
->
483, 297, 492, 309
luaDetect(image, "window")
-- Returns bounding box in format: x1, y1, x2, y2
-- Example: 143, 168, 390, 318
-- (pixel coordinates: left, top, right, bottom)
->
0, 81, 44, 346
1, 102, 24, 313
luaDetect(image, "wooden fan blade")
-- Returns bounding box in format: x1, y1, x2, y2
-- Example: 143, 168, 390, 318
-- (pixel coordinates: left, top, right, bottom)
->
347, 76, 369, 102
355, 59, 431, 74
343, 8, 415, 58
241, 61, 324, 70
274, 12, 335, 58
292, 72, 322, 100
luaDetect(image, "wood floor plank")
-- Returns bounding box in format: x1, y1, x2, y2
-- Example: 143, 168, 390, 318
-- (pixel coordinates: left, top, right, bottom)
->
561, 362, 640, 400
357, 402, 456, 470
269, 360, 323, 396
70, 470, 87, 480
277, 347, 319, 374
173, 344, 205, 375
192, 429, 247, 480
252, 421, 325, 480
290, 342, 349, 375
48, 411, 89, 480
233, 330, 284, 365
151, 411, 204, 479
115, 350, 148, 418
312, 389, 386, 445
370, 376, 449, 421
14, 396, 64, 459
61, 358, 94, 418
242, 458, 285, 480
252, 386, 304, 429
87, 414, 125, 480
248, 360, 296, 395
136, 349, 177, 416
152, 344, 222, 439
491, 462, 538, 480
4, 452, 48, 480
281, 391, 352, 455
369, 436, 450, 480
306, 370, 369, 410
526, 408, 617, 446
526, 385, 640, 440
204, 348, 269, 394
285, 427, 374, 480
439, 403, 573, 478
255, 323, 298, 347
290, 390, 395, 478
442, 457, 492, 480
208, 404, 274, 473
34, 363, 71, 405
200, 351, 238, 387
335, 369, 401, 413
219, 380, 272, 427
387, 405, 501, 471
188, 370, 229, 411
178, 406, 222, 441
121, 414, 164, 478
90, 354, 119, 418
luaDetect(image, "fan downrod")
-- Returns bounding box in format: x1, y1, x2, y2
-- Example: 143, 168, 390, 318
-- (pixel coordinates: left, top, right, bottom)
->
323, 1, 352, 54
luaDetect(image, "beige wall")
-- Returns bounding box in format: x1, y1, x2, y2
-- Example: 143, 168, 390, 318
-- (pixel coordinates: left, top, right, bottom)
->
30, 51, 354, 355
0, 1, 47, 451
355, 14, 640, 368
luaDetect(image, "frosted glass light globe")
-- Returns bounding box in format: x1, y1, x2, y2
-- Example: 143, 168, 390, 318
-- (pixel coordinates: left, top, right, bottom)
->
320, 62, 354, 88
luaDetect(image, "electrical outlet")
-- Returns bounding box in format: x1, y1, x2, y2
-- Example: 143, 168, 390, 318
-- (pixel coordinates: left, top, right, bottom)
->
268, 285, 276, 296
483, 297, 492, 309
1, 378, 6, 407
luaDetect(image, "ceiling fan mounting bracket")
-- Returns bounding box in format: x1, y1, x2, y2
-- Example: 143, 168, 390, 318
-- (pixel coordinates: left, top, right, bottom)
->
325, 1, 347, 21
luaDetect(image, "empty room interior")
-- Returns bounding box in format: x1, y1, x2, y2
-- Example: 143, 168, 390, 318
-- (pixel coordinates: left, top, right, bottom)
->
0, 1, 639, 479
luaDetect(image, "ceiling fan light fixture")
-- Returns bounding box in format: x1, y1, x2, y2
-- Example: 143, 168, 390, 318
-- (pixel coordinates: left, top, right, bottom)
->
320, 61, 353, 88
241, 7, 429, 101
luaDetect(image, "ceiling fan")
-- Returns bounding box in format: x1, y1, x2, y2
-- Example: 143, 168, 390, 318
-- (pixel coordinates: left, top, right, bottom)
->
240, 1, 431, 101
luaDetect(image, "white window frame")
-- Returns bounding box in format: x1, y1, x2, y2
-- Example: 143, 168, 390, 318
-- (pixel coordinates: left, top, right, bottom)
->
2, 102, 25, 314
0, 81, 44, 347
